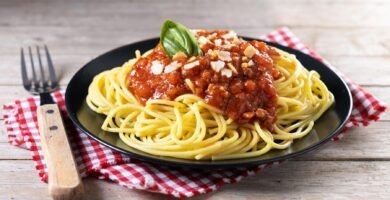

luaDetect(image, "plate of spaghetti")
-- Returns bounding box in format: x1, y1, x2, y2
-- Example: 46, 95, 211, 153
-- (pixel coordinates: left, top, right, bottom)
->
65, 20, 352, 168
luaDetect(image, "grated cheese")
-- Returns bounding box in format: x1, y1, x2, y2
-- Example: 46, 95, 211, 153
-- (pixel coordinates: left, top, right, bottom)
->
227, 63, 238, 74
222, 30, 237, 39
241, 62, 248, 68
222, 43, 235, 49
188, 56, 196, 62
185, 78, 195, 93
214, 39, 222, 46
218, 50, 232, 61
183, 61, 200, 70
198, 36, 209, 46
211, 60, 225, 72
207, 33, 217, 40
221, 68, 233, 78
244, 45, 257, 58
172, 52, 187, 61
164, 61, 181, 73
233, 38, 240, 44
151, 61, 164, 75
248, 60, 255, 66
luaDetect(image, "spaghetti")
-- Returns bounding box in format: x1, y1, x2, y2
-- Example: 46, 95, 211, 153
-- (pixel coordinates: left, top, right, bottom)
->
86, 28, 334, 160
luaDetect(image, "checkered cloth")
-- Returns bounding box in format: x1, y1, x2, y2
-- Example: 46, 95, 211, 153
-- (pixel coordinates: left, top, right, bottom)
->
2, 28, 387, 198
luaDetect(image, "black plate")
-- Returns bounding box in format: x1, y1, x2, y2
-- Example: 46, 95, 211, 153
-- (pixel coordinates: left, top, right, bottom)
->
65, 37, 352, 169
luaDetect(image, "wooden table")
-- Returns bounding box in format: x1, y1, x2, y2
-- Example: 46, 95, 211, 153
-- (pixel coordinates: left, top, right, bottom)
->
1, 0, 389, 199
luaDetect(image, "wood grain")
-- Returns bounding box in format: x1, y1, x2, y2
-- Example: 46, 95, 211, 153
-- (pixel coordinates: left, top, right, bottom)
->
37, 104, 83, 200
2, 27, 390, 56
1, 0, 390, 28
0, 160, 389, 200
2, 26, 390, 55
0, 0, 389, 199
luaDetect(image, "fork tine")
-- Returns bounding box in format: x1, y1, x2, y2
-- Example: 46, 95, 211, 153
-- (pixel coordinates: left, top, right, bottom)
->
20, 48, 29, 88
36, 46, 45, 86
44, 45, 58, 87
28, 46, 37, 86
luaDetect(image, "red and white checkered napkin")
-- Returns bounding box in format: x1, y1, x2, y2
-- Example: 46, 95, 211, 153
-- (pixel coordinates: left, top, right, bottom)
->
2, 28, 387, 198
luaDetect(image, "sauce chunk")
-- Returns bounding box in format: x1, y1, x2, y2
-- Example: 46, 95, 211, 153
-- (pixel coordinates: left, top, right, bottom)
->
127, 30, 280, 131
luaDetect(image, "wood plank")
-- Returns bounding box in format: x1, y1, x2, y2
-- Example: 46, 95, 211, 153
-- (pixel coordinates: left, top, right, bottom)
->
1, 26, 390, 57
0, 143, 31, 160
0, 160, 389, 199
205, 161, 390, 200
0, 160, 163, 200
329, 56, 390, 85
0, 0, 390, 28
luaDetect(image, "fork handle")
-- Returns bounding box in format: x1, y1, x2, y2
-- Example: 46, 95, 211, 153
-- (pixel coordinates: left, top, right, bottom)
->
37, 104, 84, 200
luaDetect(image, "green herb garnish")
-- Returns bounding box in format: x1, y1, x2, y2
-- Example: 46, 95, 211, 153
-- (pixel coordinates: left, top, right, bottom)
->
160, 20, 203, 58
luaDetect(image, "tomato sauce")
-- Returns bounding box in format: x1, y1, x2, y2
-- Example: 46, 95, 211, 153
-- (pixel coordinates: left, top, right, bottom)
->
127, 30, 280, 131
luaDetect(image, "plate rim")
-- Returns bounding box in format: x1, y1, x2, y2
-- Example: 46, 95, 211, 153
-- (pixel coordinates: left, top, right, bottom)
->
65, 37, 353, 169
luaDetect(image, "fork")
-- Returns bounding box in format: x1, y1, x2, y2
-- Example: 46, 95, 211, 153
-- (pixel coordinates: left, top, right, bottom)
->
21, 46, 84, 200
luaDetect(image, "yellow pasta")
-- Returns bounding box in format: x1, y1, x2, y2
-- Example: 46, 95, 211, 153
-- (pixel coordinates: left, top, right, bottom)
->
86, 48, 334, 160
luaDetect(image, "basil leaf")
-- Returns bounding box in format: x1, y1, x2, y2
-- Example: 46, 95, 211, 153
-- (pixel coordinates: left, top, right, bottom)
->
160, 20, 203, 58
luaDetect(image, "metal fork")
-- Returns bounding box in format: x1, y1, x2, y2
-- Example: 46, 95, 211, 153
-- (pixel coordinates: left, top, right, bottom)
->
21, 46, 83, 200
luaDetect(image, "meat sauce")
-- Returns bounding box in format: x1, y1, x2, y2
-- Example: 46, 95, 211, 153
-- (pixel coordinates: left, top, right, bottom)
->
127, 30, 281, 131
